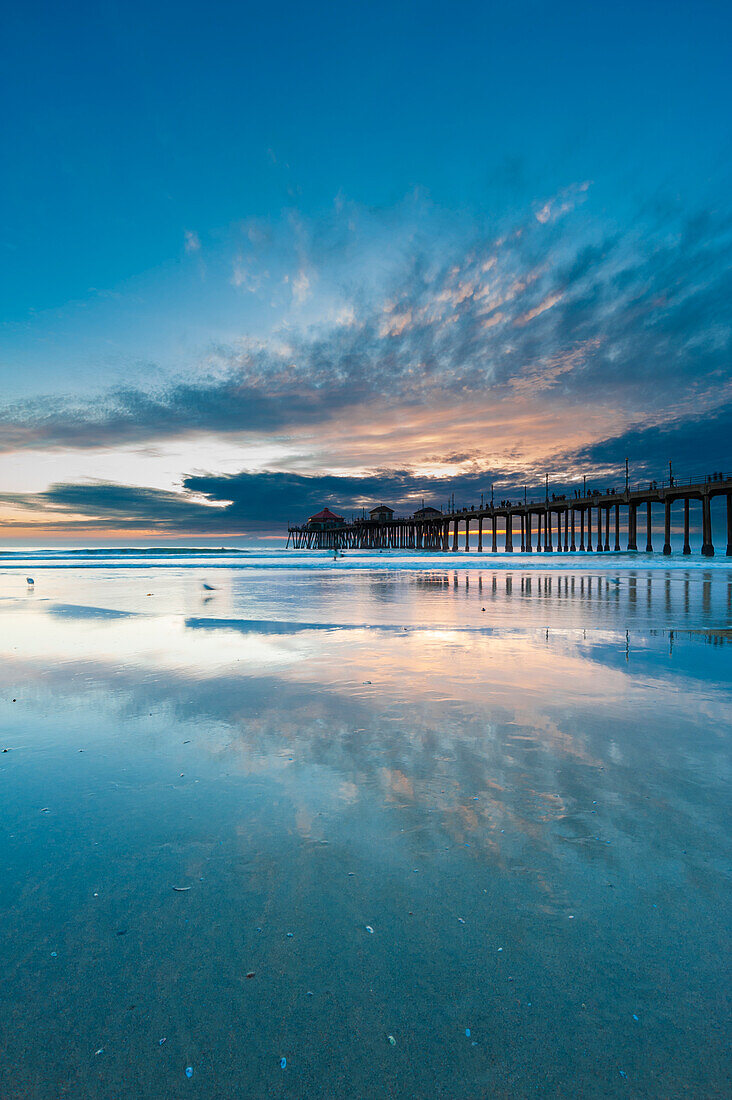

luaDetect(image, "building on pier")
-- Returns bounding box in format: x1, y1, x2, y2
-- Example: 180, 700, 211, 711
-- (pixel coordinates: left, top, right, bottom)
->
307, 507, 344, 529
369, 504, 394, 521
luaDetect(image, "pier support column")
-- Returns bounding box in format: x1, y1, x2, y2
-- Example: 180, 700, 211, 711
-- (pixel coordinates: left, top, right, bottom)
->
614, 504, 620, 551
663, 500, 672, 555
465, 517, 470, 552
645, 502, 653, 552
570, 510, 576, 551
597, 506, 604, 552
701, 495, 714, 557
580, 508, 585, 550
587, 507, 593, 551
727, 495, 732, 557
604, 507, 611, 551
520, 513, 525, 551
545, 510, 553, 552
564, 510, 569, 551
452, 519, 459, 552
683, 499, 691, 554
628, 503, 637, 551
478, 517, 483, 552
525, 512, 532, 552
492, 515, 497, 552
505, 514, 513, 553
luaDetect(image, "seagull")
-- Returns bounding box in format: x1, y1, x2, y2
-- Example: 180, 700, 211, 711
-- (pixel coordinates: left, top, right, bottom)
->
26, 577, 34, 586
201, 582, 216, 591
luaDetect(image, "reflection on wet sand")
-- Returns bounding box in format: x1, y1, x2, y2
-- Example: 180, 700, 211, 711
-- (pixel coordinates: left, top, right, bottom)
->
0, 565, 730, 1098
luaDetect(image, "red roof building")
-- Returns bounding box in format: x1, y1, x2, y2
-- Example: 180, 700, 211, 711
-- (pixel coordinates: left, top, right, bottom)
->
307, 507, 344, 525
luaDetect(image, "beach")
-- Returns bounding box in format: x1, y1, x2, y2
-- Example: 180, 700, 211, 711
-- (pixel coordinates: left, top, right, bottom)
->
0, 552, 730, 1098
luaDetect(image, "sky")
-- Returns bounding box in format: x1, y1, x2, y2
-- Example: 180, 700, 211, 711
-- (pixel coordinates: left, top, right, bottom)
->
1, 0, 731, 544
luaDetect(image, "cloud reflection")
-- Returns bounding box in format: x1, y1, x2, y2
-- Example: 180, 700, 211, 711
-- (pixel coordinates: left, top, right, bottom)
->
1, 567, 729, 893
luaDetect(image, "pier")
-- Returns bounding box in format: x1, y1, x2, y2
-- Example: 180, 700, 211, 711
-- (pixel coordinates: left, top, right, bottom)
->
287, 471, 732, 556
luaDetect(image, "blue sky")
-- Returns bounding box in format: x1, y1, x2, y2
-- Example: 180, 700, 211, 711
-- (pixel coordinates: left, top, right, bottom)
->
1, 0, 731, 541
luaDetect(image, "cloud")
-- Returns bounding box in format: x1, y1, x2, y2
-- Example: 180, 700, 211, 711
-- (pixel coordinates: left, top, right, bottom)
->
534, 181, 591, 224
0, 468, 502, 535
0, 192, 730, 502
513, 291, 563, 327
292, 268, 311, 303
231, 255, 266, 292
3, 390, 731, 542
570, 399, 732, 479
184, 229, 201, 254
0, 480, 228, 533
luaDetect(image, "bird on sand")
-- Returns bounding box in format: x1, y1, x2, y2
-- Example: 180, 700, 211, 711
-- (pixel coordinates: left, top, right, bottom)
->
202, 582, 216, 591
26, 577, 34, 585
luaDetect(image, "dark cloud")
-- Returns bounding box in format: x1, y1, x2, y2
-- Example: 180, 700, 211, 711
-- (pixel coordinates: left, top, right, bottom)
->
0, 467, 518, 535
0, 481, 228, 533
572, 400, 732, 480
3, 406, 729, 540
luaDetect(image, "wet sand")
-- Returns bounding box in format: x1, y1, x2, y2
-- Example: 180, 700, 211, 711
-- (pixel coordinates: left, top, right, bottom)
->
0, 561, 730, 1097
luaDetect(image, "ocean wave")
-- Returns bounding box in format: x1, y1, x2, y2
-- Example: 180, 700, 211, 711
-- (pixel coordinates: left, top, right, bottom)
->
1, 548, 731, 571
